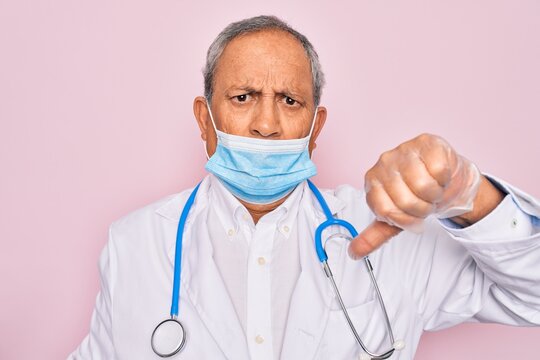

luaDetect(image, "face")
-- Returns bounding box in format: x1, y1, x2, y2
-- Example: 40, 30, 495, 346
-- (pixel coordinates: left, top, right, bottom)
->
194, 29, 327, 157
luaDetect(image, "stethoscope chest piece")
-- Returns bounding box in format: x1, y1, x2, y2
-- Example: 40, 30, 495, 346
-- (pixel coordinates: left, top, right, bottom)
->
151, 318, 186, 358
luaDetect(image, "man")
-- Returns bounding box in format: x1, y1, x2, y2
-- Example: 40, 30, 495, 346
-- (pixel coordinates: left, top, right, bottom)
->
69, 15, 540, 360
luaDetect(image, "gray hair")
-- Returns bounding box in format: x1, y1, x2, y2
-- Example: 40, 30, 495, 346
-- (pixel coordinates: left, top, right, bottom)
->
203, 15, 325, 107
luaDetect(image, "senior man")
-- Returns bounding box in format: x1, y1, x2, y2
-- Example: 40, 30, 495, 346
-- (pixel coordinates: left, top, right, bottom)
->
70, 15, 540, 360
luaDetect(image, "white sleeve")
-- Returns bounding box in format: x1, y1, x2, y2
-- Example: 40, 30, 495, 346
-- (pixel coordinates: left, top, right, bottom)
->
67, 226, 117, 359
417, 176, 540, 331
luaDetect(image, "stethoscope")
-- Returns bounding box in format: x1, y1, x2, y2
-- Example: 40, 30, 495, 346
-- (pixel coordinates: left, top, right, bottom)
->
151, 180, 404, 359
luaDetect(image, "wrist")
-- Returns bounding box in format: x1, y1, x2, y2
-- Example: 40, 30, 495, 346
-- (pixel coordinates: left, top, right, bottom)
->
451, 175, 505, 227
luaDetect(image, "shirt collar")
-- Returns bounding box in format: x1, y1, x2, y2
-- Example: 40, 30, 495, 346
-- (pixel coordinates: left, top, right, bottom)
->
208, 174, 246, 237
155, 175, 348, 228
209, 174, 307, 240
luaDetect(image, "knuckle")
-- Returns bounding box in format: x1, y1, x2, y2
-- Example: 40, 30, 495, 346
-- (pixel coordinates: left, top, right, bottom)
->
378, 150, 393, 165
395, 142, 408, 153
365, 191, 381, 213
364, 169, 376, 186
432, 134, 449, 147
376, 204, 394, 220
365, 179, 383, 201
362, 235, 377, 251
411, 176, 434, 195
397, 195, 418, 213
416, 132, 433, 143
429, 161, 449, 178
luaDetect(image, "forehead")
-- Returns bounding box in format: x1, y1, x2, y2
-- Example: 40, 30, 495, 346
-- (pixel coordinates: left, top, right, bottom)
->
214, 29, 313, 94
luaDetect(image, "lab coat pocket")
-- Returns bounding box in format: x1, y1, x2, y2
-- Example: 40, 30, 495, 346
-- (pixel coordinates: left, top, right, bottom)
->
316, 299, 385, 360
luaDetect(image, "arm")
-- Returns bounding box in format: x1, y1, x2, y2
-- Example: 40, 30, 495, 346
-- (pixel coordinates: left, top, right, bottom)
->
449, 175, 505, 227
421, 178, 540, 328
346, 132, 540, 327
348, 133, 521, 257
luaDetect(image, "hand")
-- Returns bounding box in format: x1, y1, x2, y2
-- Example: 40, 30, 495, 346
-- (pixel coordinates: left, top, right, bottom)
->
348, 133, 483, 259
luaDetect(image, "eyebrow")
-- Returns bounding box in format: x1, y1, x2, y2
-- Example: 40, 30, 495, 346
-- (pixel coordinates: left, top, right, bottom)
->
236, 85, 259, 93
227, 85, 305, 100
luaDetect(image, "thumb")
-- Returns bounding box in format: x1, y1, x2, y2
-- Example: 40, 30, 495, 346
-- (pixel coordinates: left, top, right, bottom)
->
348, 220, 402, 260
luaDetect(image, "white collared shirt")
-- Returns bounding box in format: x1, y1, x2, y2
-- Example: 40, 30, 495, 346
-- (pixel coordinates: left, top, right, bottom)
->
208, 175, 303, 360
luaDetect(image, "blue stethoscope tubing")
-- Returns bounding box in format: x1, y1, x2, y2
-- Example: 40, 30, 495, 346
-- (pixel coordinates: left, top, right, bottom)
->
307, 180, 359, 262
150, 182, 201, 358
151, 180, 402, 359
170, 182, 201, 318
307, 180, 400, 359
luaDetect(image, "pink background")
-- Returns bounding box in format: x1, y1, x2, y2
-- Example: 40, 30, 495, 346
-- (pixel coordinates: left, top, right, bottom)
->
1, 0, 539, 359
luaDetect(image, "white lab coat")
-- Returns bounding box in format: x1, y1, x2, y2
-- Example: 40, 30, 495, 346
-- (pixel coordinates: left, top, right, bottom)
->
69, 175, 540, 359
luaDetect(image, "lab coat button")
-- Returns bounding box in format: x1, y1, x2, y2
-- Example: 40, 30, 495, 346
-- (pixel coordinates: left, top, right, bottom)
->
227, 229, 234, 236
255, 335, 264, 344
257, 257, 266, 265
283, 225, 290, 233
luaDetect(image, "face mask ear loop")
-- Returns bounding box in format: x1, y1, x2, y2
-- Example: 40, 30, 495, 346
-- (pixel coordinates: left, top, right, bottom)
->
304, 107, 319, 157
203, 141, 210, 160
205, 99, 219, 135
307, 107, 319, 140
204, 99, 219, 160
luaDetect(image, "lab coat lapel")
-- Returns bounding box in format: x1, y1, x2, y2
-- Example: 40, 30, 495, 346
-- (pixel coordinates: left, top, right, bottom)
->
158, 179, 250, 360
181, 219, 250, 360
280, 186, 346, 360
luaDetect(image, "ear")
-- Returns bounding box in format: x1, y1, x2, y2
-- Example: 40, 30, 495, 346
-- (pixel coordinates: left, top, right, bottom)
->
193, 96, 210, 141
309, 106, 327, 155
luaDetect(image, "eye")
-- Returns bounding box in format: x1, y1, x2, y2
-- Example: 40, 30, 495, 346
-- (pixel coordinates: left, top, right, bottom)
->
235, 94, 248, 102
285, 96, 296, 106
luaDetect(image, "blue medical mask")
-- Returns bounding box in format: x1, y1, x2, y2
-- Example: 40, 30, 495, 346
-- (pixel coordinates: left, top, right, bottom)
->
204, 102, 318, 204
